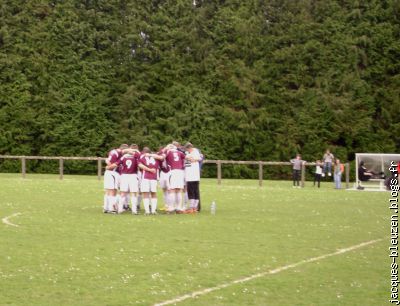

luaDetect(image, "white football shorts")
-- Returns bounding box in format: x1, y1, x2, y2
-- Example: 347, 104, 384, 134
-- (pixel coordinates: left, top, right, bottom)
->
141, 179, 158, 193
104, 170, 120, 190
159, 171, 170, 189
137, 172, 142, 192
120, 174, 139, 193
169, 169, 184, 189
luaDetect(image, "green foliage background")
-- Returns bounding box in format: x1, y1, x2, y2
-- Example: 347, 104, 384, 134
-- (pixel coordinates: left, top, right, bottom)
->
1, 0, 399, 176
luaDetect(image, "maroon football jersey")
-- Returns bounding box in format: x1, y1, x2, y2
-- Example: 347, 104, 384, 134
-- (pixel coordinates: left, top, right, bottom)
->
119, 154, 139, 174
165, 150, 185, 170
157, 149, 169, 173
139, 155, 160, 180
106, 149, 120, 164
106, 149, 121, 172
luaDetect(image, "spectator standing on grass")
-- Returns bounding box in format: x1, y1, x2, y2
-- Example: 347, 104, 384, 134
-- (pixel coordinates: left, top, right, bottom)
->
313, 160, 323, 188
334, 159, 344, 189
184, 142, 201, 213
322, 149, 334, 177
290, 154, 306, 188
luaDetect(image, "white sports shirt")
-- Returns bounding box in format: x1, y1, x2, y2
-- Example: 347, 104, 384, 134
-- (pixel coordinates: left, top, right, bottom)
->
184, 148, 201, 182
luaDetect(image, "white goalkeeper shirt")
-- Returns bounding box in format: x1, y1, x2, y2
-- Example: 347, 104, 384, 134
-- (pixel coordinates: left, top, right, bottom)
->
185, 148, 201, 182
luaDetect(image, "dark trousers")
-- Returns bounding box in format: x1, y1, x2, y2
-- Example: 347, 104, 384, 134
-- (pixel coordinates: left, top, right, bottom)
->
187, 181, 200, 200
197, 182, 201, 212
314, 173, 321, 187
293, 169, 301, 186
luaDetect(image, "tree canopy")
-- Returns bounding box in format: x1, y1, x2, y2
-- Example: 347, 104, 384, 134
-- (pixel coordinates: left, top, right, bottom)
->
1, 0, 399, 174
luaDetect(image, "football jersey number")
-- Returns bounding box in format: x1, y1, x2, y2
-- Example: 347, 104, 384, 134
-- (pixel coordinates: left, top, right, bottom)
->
145, 157, 156, 165
173, 152, 180, 161
126, 160, 132, 169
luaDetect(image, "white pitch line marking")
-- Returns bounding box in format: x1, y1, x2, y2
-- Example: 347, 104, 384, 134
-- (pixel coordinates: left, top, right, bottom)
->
2, 213, 22, 227
154, 238, 384, 306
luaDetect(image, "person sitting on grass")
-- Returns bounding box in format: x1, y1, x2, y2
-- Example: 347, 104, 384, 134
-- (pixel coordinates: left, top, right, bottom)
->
184, 142, 201, 213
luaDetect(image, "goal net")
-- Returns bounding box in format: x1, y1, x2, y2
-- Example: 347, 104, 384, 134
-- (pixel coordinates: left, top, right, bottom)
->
355, 153, 400, 190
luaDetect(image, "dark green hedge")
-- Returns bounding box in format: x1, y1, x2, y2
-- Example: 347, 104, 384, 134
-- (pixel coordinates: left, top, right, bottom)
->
1, 1, 399, 177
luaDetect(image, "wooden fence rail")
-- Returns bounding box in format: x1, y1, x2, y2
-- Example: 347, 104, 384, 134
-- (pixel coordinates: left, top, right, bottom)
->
0, 155, 350, 188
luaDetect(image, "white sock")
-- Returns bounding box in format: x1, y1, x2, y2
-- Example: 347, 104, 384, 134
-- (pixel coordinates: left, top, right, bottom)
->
168, 193, 176, 211
103, 195, 108, 211
194, 199, 199, 210
151, 198, 158, 213
106, 196, 112, 211
108, 196, 116, 211
131, 195, 138, 214
117, 196, 125, 213
182, 192, 188, 210
163, 192, 168, 207
143, 198, 150, 214
137, 194, 142, 210
176, 192, 183, 211
124, 194, 130, 208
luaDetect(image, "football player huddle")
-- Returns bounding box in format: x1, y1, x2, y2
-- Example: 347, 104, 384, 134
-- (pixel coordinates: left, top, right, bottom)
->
103, 142, 203, 215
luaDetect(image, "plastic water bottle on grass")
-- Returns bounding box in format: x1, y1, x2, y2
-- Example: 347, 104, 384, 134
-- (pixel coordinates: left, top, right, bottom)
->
211, 201, 216, 215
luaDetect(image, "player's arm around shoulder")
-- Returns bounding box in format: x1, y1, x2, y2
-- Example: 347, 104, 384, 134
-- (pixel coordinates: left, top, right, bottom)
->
105, 158, 118, 170
138, 162, 156, 173
150, 153, 165, 161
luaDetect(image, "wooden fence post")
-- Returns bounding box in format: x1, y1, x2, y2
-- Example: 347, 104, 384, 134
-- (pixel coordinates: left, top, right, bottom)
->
301, 162, 306, 188
97, 158, 102, 180
217, 160, 222, 185
345, 162, 350, 189
21, 157, 26, 178
258, 161, 263, 187
59, 158, 63, 180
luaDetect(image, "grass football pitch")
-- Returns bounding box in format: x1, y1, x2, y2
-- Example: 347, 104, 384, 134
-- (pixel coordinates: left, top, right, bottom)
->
0, 174, 388, 306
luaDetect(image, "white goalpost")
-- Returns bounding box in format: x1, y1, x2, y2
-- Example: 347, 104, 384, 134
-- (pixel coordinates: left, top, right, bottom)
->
355, 153, 400, 191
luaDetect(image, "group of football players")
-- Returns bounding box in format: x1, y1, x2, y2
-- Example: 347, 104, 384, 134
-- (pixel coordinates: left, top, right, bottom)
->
103, 141, 203, 215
